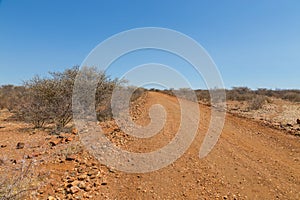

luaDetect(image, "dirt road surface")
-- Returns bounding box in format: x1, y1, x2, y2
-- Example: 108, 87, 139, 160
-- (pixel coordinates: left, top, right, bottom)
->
99, 92, 300, 199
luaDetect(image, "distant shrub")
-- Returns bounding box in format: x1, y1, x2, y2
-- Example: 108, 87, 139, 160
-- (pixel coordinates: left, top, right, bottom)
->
130, 87, 147, 102
195, 90, 210, 102
282, 92, 300, 102
226, 87, 256, 101
156, 87, 300, 104
248, 95, 268, 110
0, 85, 26, 111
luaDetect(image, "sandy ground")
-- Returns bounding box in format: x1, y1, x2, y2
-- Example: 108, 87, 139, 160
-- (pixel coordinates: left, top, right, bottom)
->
0, 92, 299, 199
227, 98, 300, 136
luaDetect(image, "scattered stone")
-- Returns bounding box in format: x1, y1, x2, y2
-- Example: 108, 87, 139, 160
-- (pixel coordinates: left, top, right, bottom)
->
83, 193, 92, 198
78, 174, 87, 181
72, 128, 78, 135
287, 123, 293, 127
25, 155, 33, 159
49, 138, 62, 146
65, 137, 73, 142
66, 154, 76, 161
78, 181, 86, 190
45, 136, 52, 140
72, 180, 80, 187
84, 186, 92, 192
37, 189, 44, 194
30, 131, 36, 135
0, 144, 7, 148
108, 168, 116, 173
16, 142, 25, 149
47, 196, 57, 200
70, 186, 80, 194
32, 152, 40, 157
76, 167, 85, 174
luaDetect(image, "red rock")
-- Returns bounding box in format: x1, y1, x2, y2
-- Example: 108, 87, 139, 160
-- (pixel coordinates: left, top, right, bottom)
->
16, 142, 25, 149
65, 137, 73, 142
70, 186, 80, 194
72, 128, 78, 135
49, 138, 62, 146
32, 152, 40, 157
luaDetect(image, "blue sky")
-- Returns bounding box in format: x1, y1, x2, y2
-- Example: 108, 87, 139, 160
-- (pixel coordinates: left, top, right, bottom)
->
0, 0, 299, 89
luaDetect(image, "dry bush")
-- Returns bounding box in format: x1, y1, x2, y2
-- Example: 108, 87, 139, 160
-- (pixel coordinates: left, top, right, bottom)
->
0, 160, 38, 200
195, 89, 210, 102
73, 66, 124, 122
226, 87, 256, 101
0, 66, 144, 128
256, 88, 300, 102
15, 66, 125, 129
248, 95, 268, 110
100, 86, 146, 121
159, 89, 175, 96
18, 67, 78, 128
130, 87, 146, 102
157, 87, 300, 106
282, 91, 300, 102
0, 85, 26, 111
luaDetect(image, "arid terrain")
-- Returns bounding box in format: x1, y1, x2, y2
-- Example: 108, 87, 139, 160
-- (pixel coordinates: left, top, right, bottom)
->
0, 91, 299, 200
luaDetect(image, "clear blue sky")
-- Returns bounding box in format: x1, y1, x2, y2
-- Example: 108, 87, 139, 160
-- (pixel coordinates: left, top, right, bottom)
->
0, 0, 299, 89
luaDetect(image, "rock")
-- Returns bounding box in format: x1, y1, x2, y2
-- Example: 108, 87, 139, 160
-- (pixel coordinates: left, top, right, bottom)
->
25, 155, 33, 159
70, 186, 80, 194
29, 131, 36, 135
83, 193, 92, 198
72, 128, 78, 135
16, 142, 25, 149
0, 144, 7, 148
37, 189, 44, 194
287, 123, 293, 127
77, 174, 87, 181
76, 167, 85, 174
49, 138, 62, 146
0, 126, 5, 129
297, 119, 300, 124
65, 137, 73, 142
32, 152, 40, 157
45, 136, 52, 140
78, 181, 86, 190
47, 196, 57, 200
66, 154, 76, 161
84, 186, 91, 192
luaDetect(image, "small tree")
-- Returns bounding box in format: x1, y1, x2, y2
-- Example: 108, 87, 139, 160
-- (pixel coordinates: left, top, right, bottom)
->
0, 85, 26, 111
19, 66, 123, 129
248, 95, 267, 110
20, 67, 79, 128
